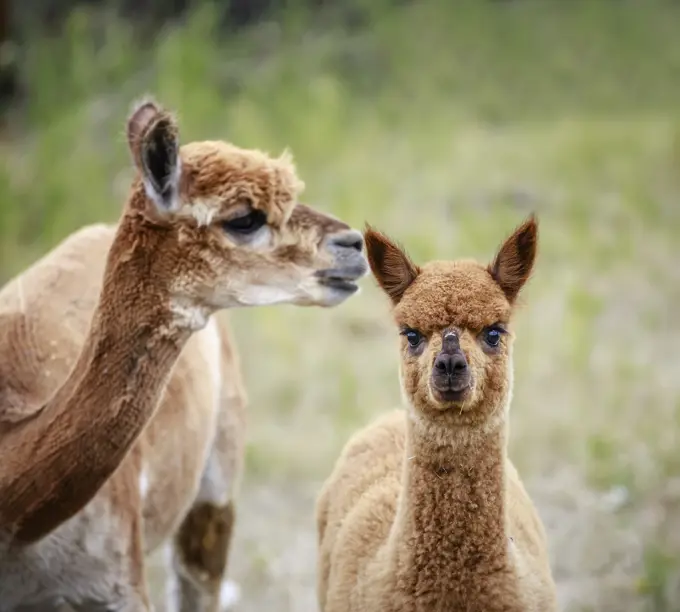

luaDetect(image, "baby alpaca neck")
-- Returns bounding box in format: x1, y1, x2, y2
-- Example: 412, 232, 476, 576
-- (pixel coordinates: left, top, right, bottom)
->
391, 411, 524, 612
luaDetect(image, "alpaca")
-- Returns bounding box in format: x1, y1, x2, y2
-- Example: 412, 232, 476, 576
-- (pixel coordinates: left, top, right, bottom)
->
316, 216, 557, 611
0, 97, 368, 611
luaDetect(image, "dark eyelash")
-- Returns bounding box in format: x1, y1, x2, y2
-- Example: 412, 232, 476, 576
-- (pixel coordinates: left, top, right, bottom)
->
222, 209, 267, 234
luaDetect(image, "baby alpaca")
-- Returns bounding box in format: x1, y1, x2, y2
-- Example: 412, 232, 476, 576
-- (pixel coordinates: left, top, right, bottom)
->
316, 216, 557, 611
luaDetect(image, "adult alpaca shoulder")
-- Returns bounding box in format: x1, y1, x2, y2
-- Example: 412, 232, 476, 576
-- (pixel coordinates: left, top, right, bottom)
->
0, 98, 368, 611
316, 217, 557, 612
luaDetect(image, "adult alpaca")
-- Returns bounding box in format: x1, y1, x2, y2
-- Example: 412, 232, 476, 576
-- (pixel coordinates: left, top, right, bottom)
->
316, 216, 557, 611
0, 97, 368, 611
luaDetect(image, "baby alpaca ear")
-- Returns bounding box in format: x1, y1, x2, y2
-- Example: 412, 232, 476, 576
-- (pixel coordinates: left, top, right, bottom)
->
488, 215, 538, 303
364, 225, 420, 304
127, 97, 181, 214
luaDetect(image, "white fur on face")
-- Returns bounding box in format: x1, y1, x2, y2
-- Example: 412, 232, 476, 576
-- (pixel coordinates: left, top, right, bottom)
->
179, 198, 218, 227
245, 225, 272, 250
208, 273, 346, 310
234, 285, 302, 307
229, 274, 348, 308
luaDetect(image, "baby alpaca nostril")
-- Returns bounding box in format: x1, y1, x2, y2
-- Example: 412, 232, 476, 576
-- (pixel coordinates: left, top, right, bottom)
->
330, 230, 364, 252
451, 354, 467, 372
434, 353, 467, 376
434, 356, 449, 374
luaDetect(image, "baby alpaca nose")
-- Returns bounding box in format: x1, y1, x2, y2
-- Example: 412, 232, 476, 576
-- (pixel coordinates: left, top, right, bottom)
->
434, 353, 468, 376
328, 229, 364, 252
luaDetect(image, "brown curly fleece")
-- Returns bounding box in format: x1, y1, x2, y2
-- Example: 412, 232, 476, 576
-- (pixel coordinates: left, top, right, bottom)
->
316, 216, 558, 612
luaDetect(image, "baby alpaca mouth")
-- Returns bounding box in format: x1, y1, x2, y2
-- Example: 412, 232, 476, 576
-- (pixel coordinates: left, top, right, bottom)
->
430, 375, 473, 404
432, 387, 470, 403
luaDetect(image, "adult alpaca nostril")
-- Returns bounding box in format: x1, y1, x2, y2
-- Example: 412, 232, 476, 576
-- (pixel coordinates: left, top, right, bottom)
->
329, 230, 364, 252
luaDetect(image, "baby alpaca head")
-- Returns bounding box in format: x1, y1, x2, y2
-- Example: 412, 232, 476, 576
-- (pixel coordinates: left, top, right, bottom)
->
365, 216, 538, 427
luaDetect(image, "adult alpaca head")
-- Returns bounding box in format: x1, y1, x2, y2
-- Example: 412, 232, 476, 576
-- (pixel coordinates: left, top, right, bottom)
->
0, 96, 369, 550
122, 98, 368, 328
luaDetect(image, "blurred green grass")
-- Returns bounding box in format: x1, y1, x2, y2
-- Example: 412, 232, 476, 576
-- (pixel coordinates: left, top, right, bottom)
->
3, 1, 680, 610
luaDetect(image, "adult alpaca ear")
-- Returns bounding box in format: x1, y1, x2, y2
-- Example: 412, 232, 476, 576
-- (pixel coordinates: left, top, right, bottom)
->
364, 225, 420, 304
126, 97, 181, 214
488, 214, 538, 303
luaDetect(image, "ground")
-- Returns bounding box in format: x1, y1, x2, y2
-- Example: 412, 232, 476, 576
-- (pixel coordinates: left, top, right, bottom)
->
3, 1, 680, 610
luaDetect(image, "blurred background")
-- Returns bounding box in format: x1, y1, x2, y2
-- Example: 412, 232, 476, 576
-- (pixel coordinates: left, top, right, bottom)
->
1, 0, 680, 610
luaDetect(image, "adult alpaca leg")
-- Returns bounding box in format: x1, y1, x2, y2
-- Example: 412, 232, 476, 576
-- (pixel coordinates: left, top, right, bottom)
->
167, 316, 246, 612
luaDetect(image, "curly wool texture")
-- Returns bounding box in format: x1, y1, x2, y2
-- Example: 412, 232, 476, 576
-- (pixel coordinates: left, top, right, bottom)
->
316, 218, 558, 612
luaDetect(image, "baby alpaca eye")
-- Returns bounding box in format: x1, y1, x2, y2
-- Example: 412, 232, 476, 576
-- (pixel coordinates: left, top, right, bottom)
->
482, 326, 506, 348
401, 328, 423, 348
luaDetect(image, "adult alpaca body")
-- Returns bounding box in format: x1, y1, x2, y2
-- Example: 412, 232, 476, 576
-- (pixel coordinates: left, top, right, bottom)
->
0, 98, 368, 611
316, 217, 557, 611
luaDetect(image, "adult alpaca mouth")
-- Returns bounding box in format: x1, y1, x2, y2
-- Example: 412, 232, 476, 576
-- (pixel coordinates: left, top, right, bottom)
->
315, 265, 367, 293
319, 278, 359, 293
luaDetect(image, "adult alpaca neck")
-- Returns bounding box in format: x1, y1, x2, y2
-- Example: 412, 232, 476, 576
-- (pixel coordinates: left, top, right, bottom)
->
392, 412, 522, 610
0, 97, 368, 546
1, 214, 193, 544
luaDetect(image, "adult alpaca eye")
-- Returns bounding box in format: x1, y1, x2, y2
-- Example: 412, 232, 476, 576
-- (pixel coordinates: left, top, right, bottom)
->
483, 326, 506, 348
401, 328, 423, 348
223, 210, 267, 235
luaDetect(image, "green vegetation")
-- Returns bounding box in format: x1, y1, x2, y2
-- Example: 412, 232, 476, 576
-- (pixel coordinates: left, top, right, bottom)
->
3, 1, 680, 609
